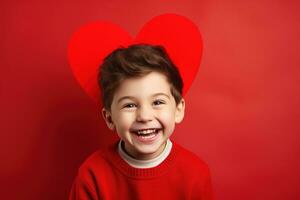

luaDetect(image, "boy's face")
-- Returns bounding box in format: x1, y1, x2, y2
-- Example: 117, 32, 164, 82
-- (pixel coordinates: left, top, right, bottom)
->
102, 71, 185, 160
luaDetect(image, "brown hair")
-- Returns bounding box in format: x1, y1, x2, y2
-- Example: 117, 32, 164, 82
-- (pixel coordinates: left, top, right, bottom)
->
98, 44, 183, 111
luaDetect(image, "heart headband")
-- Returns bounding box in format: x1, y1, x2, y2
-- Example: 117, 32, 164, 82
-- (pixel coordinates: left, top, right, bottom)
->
68, 13, 203, 106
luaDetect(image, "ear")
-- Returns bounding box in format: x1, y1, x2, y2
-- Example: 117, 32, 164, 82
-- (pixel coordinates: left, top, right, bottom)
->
175, 98, 185, 123
101, 108, 115, 131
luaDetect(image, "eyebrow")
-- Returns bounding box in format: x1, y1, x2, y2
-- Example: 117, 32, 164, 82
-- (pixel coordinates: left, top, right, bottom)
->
117, 92, 170, 104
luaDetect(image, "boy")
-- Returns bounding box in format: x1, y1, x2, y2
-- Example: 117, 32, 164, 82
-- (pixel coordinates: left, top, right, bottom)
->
69, 44, 213, 199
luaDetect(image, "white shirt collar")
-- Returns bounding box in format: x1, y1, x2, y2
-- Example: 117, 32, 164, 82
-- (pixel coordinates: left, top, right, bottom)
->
118, 139, 173, 169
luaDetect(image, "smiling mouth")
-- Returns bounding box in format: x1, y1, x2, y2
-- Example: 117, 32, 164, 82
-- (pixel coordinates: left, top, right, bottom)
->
132, 128, 162, 136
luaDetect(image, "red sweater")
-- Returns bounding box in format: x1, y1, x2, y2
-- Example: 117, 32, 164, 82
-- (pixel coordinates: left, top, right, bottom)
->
69, 140, 213, 200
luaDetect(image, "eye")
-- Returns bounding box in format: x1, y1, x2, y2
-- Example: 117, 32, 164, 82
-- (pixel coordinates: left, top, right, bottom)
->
123, 103, 137, 108
153, 100, 165, 106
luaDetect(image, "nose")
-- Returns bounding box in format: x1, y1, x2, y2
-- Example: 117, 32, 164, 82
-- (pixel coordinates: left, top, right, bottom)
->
136, 105, 154, 122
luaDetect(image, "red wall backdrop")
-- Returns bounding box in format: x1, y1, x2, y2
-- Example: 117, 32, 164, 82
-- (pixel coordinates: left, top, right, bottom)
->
1, 1, 299, 199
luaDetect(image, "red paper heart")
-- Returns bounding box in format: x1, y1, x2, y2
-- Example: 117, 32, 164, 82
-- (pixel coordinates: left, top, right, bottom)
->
68, 13, 202, 106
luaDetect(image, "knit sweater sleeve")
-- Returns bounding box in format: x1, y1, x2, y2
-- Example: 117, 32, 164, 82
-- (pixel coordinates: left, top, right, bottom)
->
69, 165, 100, 200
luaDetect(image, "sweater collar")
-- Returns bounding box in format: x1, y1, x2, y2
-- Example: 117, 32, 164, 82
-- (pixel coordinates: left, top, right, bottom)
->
104, 139, 181, 179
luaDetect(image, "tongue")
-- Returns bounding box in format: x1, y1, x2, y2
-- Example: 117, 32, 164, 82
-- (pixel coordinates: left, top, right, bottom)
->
136, 132, 157, 142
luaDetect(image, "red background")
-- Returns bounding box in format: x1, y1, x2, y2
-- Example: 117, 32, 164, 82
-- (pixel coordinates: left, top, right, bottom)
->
1, 1, 299, 199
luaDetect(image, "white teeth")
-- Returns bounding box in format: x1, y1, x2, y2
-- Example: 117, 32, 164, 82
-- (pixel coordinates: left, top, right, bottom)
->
137, 129, 157, 135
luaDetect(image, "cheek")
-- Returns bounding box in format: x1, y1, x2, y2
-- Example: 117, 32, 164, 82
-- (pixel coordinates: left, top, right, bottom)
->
115, 113, 135, 130
157, 108, 176, 126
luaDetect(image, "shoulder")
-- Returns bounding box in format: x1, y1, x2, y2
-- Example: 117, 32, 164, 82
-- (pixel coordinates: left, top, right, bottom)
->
69, 145, 118, 200
76, 142, 118, 180
172, 141, 211, 175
